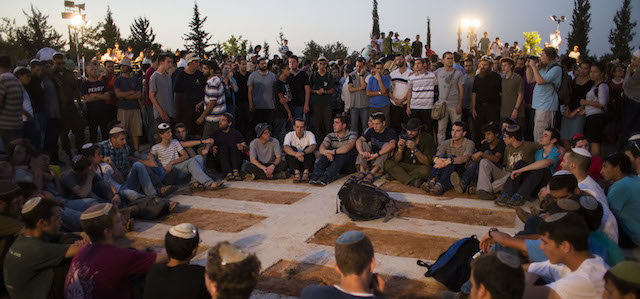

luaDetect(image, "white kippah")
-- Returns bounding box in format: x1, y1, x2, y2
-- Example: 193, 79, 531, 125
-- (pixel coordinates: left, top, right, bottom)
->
168, 223, 198, 239
633, 49, 640, 59
22, 197, 42, 214
557, 199, 580, 211
218, 243, 249, 266
545, 212, 568, 223
82, 143, 94, 150
629, 134, 640, 142
157, 123, 170, 130
553, 170, 572, 176
579, 195, 598, 210
572, 148, 592, 158
80, 203, 113, 220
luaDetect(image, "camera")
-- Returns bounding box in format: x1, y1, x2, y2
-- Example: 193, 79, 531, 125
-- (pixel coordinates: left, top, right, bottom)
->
400, 133, 413, 141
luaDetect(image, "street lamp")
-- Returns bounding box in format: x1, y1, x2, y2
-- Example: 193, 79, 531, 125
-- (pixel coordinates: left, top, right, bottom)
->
550, 15, 566, 32
461, 18, 480, 54
61, 1, 86, 76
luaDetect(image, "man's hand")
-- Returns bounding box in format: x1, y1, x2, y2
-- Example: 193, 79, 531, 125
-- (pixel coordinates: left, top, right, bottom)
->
406, 140, 417, 151
326, 152, 335, 162
367, 152, 380, 161
360, 151, 370, 160
397, 138, 407, 149
195, 101, 204, 112
303, 104, 310, 114
164, 163, 173, 173
203, 138, 214, 144
196, 115, 205, 125
456, 103, 463, 115
406, 106, 411, 116
102, 156, 113, 165
472, 109, 478, 120
511, 109, 519, 120
479, 232, 495, 253
472, 151, 484, 162
111, 194, 121, 207
265, 165, 275, 178
296, 151, 304, 162
159, 110, 170, 122
287, 112, 293, 123
374, 72, 382, 80
510, 169, 523, 179
371, 273, 386, 295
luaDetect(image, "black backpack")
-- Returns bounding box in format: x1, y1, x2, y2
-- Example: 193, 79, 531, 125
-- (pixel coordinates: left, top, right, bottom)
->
550, 63, 573, 106
417, 236, 480, 291
337, 177, 398, 222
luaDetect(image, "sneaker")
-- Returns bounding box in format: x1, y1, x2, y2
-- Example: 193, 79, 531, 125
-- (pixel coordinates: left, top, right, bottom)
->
477, 190, 495, 201
494, 193, 511, 206
450, 172, 465, 194
275, 171, 289, 179
317, 177, 329, 186
309, 178, 318, 185
507, 194, 526, 207
515, 206, 531, 222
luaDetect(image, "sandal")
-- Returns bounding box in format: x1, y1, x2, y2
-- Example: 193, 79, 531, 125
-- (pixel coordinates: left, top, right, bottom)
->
232, 169, 242, 181
293, 171, 302, 183
362, 172, 376, 183
158, 185, 177, 197
205, 180, 226, 191
224, 172, 234, 181
301, 171, 310, 182
430, 183, 445, 196
190, 182, 206, 191
353, 171, 367, 180
168, 200, 180, 213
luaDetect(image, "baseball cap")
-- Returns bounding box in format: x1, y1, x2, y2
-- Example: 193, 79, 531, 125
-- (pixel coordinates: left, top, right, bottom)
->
254, 123, 270, 137
119, 58, 132, 68
608, 261, 640, 285
186, 53, 201, 64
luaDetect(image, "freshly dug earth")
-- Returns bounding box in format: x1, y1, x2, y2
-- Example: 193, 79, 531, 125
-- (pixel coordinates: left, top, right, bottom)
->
258, 259, 446, 298
380, 181, 480, 200
396, 202, 515, 227
308, 223, 459, 260
118, 236, 210, 255
189, 187, 310, 205
161, 208, 266, 232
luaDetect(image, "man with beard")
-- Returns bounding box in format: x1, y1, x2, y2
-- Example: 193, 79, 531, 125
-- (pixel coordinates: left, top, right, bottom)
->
248, 57, 278, 136
114, 58, 143, 152
471, 56, 502, 144
52, 52, 85, 160
288, 55, 310, 121
25, 60, 46, 145
212, 113, 247, 181
174, 53, 205, 134
234, 57, 251, 137
385, 118, 435, 187
389, 54, 410, 134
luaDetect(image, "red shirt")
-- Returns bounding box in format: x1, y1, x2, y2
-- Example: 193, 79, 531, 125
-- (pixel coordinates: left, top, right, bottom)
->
556, 154, 603, 181
145, 66, 156, 106
64, 243, 156, 299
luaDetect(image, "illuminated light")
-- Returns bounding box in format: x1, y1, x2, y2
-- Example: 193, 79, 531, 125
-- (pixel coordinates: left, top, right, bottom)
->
71, 14, 83, 26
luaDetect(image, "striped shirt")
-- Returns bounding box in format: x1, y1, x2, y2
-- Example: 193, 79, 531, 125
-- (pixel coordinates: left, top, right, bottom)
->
0, 72, 24, 130
323, 130, 358, 150
407, 72, 438, 109
151, 140, 184, 167
204, 76, 226, 122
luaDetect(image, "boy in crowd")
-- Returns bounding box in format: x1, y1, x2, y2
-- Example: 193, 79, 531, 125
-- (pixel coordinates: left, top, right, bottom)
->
451, 121, 505, 194
4, 197, 87, 299
496, 127, 561, 207
143, 223, 208, 299
174, 122, 214, 159
603, 261, 640, 299
601, 153, 640, 248
355, 113, 397, 183
310, 113, 358, 185
384, 118, 435, 187
246, 123, 289, 180
204, 241, 261, 299
65, 203, 168, 299
283, 118, 317, 183
198, 60, 226, 139
469, 252, 525, 299
366, 61, 391, 123
211, 113, 247, 181
61, 155, 120, 206
114, 58, 143, 152
274, 63, 295, 143
422, 121, 475, 195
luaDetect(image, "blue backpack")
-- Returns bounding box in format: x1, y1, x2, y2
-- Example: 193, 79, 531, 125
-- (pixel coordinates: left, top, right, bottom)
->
417, 235, 480, 291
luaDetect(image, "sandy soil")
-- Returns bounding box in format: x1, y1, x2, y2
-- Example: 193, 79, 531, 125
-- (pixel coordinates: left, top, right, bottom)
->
185, 187, 311, 205
161, 207, 267, 232
396, 202, 515, 227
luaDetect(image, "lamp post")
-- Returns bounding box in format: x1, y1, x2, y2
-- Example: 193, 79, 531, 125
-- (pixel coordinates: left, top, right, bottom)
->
61, 1, 86, 76
550, 15, 566, 32
461, 19, 480, 54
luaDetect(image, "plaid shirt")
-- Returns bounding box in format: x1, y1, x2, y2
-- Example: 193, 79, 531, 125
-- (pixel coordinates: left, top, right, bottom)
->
97, 140, 133, 173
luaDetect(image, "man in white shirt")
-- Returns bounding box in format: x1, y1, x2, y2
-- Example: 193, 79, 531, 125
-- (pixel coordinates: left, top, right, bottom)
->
389, 54, 410, 135
283, 118, 317, 183
523, 212, 609, 299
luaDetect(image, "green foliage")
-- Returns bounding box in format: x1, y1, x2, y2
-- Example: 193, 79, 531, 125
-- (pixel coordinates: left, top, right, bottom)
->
221, 35, 249, 58
371, 0, 380, 38
609, 0, 637, 62
128, 17, 161, 53
0, 18, 27, 60
523, 31, 542, 55
277, 29, 286, 47
99, 6, 122, 51
183, 1, 213, 57
566, 0, 592, 57
69, 23, 101, 62
302, 40, 349, 62
15, 5, 65, 58
263, 41, 270, 58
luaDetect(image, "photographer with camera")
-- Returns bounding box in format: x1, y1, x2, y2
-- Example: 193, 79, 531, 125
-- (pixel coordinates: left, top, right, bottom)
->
384, 118, 435, 187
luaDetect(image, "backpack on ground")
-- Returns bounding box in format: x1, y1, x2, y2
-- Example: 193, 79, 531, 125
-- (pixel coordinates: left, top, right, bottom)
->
551, 63, 573, 106
337, 177, 398, 222
129, 196, 171, 220
417, 235, 480, 291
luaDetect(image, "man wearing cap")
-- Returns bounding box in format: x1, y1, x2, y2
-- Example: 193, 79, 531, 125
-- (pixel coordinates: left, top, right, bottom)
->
0, 54, 24, 150
248, 57, 278, 136
247, 123, 288, 180
301, 230, 385, 298
114, 57, 144, 152
4, 197, 88, 299
52, 51, 86, 160
384, 118, 435, 187
143, 223, 208, 299
309, 56, 336, 143
65, 203, 168, 299
603, 261, 640, 298
601, 153, 640, 248
471, 55, 502, 144
174, 53, 205, 134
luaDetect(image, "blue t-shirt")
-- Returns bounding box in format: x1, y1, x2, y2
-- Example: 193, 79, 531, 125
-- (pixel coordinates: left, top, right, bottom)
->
532, 64, 562, 111
607, 176, 640, 246
534, 146, 561, 173
366, 75, 391, 108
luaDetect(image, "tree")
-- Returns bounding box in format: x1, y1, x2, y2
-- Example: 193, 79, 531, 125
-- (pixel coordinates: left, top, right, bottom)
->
221, 35, 249, 58
183, 1, 213, 57
276, 29, 286, 48
371, 0, 380, 38
0, 18, 26, 60
566, 0, 592, 57
609, 0, 637, 62
15, 5, 65, 58
263, 41, 270, 58
302, 40, 350, 62
128, 17, 161, 53
99, 6, 122, 51
69, 23, 102, 61
426, 17, 431, 50
523, 31, 543, 55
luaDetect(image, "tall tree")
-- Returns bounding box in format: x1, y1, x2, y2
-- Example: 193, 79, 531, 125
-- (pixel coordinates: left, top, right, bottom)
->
566, 0, 592, 57
609, 0, 637, 62
99, 6, 122, 51
263, 41, 270, 58
371, 0, 380, 38
426, 17, 431, 50
15, 5, 65, 58
0, 18, 27, 60
69, 23, 101, 61
128, 17, 160, 53
183, 1, 213, 57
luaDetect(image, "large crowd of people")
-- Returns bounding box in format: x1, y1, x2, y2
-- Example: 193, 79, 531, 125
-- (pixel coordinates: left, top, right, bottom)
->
0, 27, 640, 298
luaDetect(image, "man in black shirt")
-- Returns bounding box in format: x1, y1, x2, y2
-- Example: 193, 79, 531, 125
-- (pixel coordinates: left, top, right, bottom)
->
411, 35, 423, 58
471, 56, 502, 144
288, 55, 310, 121
212, 113, 247, 181
234, 57, 251, 138
82, 63, 112, 143
355, 113, 397, 183
25, 60, 46, 145
174, 53, 205, 134
274, 63, 294, 143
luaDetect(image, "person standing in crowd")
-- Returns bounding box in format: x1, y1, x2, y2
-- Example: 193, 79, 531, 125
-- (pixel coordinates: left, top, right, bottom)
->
82, 63, 111, 143
412, 35, 423, 58
500, 58, 524, 126
14, 67, 40, 149
174, 53, 205, 134
149, 54, 175, 126
283, 118, 317, 183
561, 60, 593, 140
462, 58, 475, 125
478, 32, 491, 56
234, 57, 251, 137
39, 56, 64, 164
621, 50, 640, 146
406, 58, 438, 137
248, 57, 278, 134
383, 31, 393, 56
528, 47, 561, 140
348, 57, 370, 135
490, 37, 503, 57
114, 58, 143, 152
246, 123, 289, 180
25, 60, 46, 146
144, 55, 159, 144
274, 63, 294, 143
309, 56, 335, 143
471, 56, 502, 144
385, 118, 435, 187
389, 54, 410, 135
198, 60, 225, 139
52, 52, 85, 160
310, 113, 358, 185
99, 60, 118, 121
434, 52, 464, 144
467, 28, 478, 56
582, 61, 608, 157
366, 61, 391, 124
355, 113, 397, 183
212, 113, 246, 181
288, 55, 310, 122
0, 55, 23, 149
569, 46, 581, 60
601, 153, 640, 248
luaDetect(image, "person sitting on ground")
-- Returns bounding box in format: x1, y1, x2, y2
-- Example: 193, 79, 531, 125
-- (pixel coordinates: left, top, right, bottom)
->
283, 118, 317, 183
556, 134, 603, 181
4, 197, 88, 299
0, 182, 24, 294
476, 123, 540, 201
310, 113, 358, 186
246, 123, 289, 180
603, 261, 640, 299
384, 118, 435, 188
355, 112, 397, 183
624, 136, 640, 175
301, 231, 385, 299
523, 212, 609, 299
174, 122, 214, 159
601, 153, 640, 248
211, 113, 247, 181
61, 155, 120, 206
496, 127, 561, 207
64, 203, 168, 299
152, 123, 224, 190
422, 121, 475, 195
451, 121, 505, 195
204, 241, 261, 299
468, 252, 525, 299
143, 223, 208, 299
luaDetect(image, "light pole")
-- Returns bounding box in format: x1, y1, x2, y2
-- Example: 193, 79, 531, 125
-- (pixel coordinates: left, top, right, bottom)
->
61, 1, 86, 76
550, 15, 566, 32
461, 19, 480, 54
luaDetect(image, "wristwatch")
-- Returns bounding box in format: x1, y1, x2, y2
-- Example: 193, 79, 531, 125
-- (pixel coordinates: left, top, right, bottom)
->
489, 228, 499, 238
